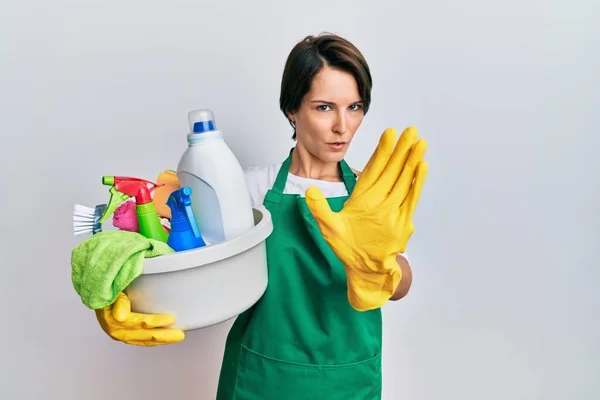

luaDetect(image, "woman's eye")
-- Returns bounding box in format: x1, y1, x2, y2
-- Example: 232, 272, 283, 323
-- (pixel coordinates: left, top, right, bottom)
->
349, 104, 363, 111
317, 104, 331, 111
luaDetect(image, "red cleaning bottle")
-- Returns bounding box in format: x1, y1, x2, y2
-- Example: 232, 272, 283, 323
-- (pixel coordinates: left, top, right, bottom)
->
101, 176, 169, 243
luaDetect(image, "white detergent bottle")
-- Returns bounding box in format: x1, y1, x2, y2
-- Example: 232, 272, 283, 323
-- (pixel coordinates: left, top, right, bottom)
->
176, 109, 254, 245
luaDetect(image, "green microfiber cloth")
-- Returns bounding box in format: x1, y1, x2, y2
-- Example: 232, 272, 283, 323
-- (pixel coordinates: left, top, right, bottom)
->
71, 230, 174, 310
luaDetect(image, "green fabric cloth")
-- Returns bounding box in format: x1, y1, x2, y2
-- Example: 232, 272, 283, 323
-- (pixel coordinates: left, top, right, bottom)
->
71, 230, 174, 310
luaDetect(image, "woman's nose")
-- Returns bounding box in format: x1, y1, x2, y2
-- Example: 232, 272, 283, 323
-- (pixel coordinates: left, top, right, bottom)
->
333, 112, 347, 134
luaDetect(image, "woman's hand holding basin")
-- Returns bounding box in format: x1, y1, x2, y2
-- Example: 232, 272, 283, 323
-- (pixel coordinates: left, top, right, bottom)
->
95, 292, 185, 347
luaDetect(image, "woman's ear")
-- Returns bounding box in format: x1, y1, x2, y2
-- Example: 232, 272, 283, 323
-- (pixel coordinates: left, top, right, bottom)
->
286, 111, 296, 125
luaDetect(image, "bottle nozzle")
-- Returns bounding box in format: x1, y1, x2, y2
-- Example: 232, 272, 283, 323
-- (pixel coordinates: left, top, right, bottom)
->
166, 186, 206, 251
188, 109, 216, 134
181, 186, 193, 197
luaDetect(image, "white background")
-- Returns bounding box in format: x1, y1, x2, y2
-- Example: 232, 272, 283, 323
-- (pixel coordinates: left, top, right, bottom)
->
1, 0, 599, 399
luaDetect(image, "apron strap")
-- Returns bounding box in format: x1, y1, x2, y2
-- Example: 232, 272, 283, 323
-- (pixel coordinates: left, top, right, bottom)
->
339, 159, 357, 194
270, 149, 294, 195
263, 149, 293, 207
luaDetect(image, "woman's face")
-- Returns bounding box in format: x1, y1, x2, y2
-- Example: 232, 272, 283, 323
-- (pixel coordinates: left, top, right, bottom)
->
288, 66, 364, 163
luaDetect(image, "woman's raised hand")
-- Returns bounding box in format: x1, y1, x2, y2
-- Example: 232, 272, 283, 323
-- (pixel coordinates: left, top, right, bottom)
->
305, 127, 429, 311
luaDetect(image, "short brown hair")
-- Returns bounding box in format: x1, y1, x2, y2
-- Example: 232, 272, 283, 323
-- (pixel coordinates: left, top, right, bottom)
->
279, 33, 373, 140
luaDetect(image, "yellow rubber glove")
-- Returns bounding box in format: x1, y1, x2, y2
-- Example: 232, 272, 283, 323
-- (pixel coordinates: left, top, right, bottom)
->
95, 292, 185, 347
305, 127, 428, 311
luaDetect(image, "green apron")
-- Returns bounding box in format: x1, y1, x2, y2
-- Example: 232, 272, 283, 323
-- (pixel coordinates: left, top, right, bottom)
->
216, 152, 383, 400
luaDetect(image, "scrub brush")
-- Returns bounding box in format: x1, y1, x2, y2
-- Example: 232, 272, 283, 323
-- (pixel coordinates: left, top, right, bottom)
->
73, 203, 107, 236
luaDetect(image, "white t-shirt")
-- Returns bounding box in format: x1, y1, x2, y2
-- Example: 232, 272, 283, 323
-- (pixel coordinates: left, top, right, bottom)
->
243, 163, 349, 205
243, 163, 409, 262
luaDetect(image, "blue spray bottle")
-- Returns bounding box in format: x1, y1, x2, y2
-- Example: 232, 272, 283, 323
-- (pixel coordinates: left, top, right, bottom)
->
166, 186, 207, 252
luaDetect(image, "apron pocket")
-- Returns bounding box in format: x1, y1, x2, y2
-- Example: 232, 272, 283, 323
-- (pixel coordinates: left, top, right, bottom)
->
233, 345, 382, 400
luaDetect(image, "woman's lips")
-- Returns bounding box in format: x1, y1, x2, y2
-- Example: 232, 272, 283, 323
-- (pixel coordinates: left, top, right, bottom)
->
327, 142, 346, 151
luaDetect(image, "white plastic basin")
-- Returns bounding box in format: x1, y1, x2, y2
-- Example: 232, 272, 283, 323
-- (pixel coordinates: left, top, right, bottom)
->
124, 205, 273, 331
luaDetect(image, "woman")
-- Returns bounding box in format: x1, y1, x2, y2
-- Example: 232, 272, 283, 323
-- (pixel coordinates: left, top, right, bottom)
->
95, 33, 428, 399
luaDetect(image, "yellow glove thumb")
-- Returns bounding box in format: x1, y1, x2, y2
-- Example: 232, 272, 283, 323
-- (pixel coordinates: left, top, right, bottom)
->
305, 186, 339, 238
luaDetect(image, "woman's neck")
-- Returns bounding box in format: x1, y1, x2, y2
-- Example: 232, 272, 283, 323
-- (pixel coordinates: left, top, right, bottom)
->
289, 146, 342, 182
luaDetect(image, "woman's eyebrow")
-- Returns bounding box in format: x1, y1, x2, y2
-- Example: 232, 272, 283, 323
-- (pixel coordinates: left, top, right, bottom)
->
309, 100, 363, 104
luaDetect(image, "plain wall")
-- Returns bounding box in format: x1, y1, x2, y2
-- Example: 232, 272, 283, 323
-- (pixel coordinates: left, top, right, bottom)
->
1, 0, 599, 399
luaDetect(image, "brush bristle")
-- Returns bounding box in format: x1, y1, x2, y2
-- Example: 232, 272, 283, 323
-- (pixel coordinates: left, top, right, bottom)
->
73, 203, 104, 236
73, 228, 93, 236
73, 204, 96, 216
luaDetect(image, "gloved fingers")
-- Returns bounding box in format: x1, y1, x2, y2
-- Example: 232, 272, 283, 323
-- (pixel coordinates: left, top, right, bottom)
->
375, 127, 420, 196
353, 128, 397, 196
112, 292, 132, 322
123, 340, 160, 347
305, 186, 337, 236
387, 138, 428, 207
126, 310, 178, 329
109, 291, 178, 329
112, 327, 185, 345
404, 161, 429, 218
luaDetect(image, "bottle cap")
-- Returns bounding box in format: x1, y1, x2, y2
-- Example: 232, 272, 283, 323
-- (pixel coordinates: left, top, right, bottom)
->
188, 109, 216, 134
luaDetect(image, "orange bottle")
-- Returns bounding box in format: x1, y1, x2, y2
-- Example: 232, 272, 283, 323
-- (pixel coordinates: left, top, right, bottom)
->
153, 170, 180, 219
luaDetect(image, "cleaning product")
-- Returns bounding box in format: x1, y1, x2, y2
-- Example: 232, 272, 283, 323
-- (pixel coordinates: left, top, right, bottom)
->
176, 109, 254, 245
72, 203, 107, 236
153, 169, 181, 219
99, 176, 169, 243
166, 186, 206, 252
112, 199, 172, 235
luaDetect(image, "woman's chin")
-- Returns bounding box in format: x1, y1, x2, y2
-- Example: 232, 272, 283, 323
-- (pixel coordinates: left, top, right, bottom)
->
315, 152, 343, 164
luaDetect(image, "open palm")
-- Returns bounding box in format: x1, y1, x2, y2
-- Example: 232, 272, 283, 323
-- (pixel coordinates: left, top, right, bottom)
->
305, 127, 428, 310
